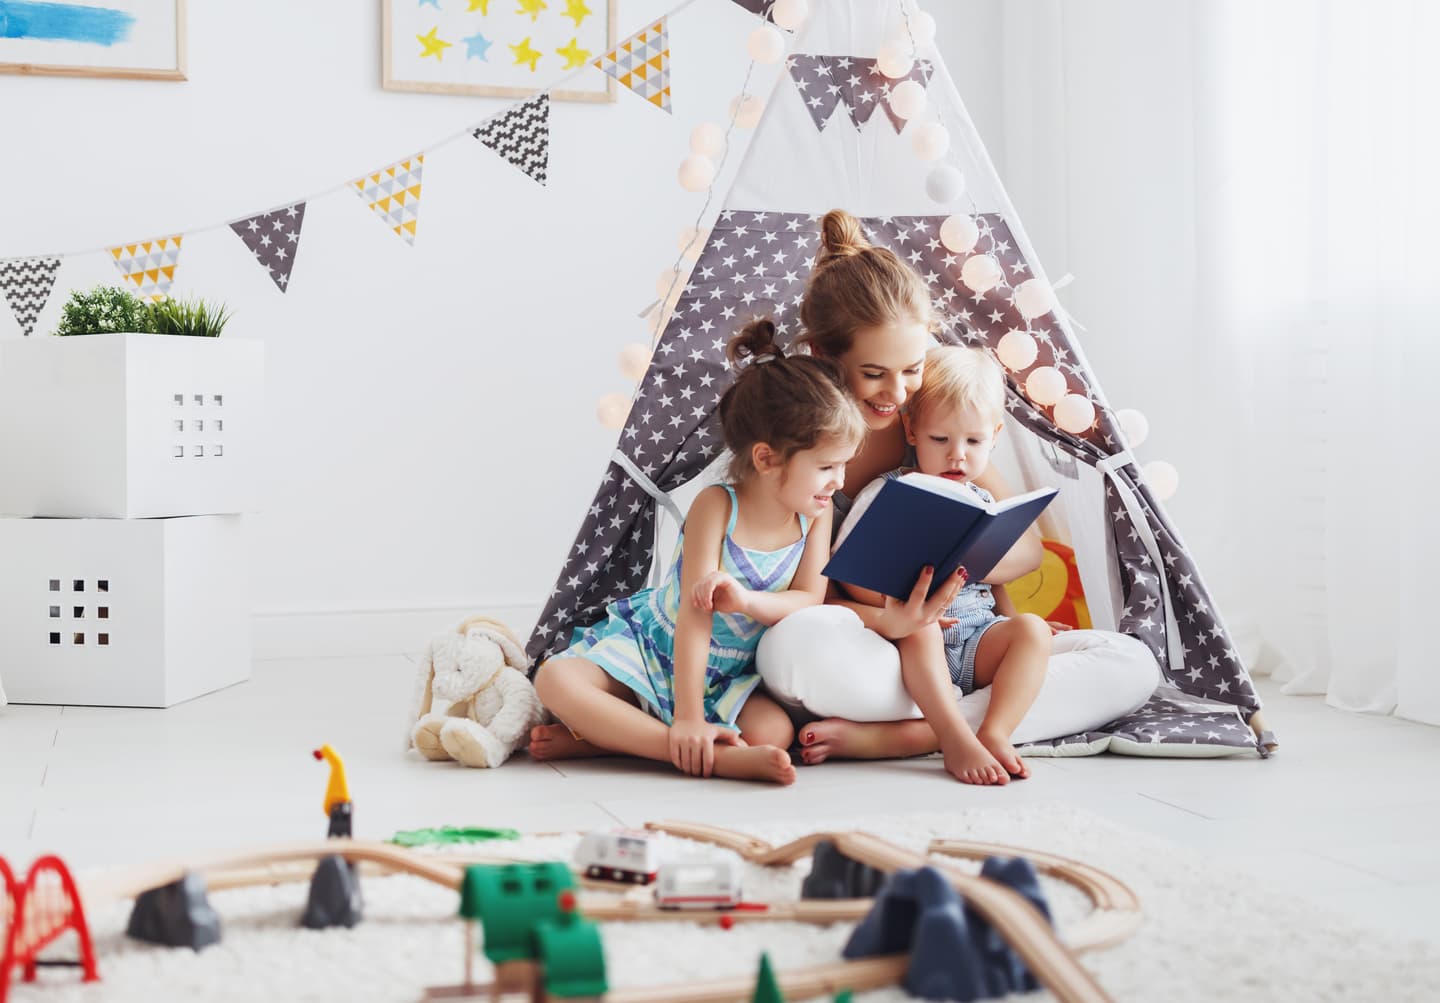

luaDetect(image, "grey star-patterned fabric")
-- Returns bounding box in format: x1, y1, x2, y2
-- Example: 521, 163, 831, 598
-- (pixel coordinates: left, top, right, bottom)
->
229, 203, 306, 293
729, 0, 776, 22
528, 211, 1264, 757
0, 257, 61, 336
786, 54, 935, 132
473, 93, 550, 187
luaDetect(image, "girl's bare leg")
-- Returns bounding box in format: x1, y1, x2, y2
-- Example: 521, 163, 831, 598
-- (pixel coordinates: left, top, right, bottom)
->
532, 658, 795, 784
971, 614, 1052, 779
734, 691, 796, 751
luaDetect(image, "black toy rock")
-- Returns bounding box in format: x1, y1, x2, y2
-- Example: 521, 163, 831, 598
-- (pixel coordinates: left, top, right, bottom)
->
301, 853, 364, 929
125, 870, 221, 950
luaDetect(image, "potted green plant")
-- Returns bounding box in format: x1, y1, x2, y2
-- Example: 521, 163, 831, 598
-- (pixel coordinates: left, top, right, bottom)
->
52, 285, 233, 338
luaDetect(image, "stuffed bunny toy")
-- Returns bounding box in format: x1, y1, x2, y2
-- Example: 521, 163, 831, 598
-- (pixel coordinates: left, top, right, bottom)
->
407, 615, 544, 768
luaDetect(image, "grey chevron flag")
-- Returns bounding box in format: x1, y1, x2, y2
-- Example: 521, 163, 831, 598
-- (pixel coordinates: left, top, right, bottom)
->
0, 257, 62, 336
473, 93, 550, 187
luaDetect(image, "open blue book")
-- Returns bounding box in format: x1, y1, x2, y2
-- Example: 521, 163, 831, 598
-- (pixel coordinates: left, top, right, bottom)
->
823, 473, 1059, 600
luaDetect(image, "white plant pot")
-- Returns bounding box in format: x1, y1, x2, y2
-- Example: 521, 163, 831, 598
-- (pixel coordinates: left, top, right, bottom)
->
0, 333, 264, 518
0, 515, 251, 707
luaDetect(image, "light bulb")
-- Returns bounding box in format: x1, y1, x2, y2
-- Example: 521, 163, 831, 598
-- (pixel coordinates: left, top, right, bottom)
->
597, 392, 632, 429
888, 79, 927, 120
910, 122, 950, 161
925, 164, 966, 204
1053, 394, 1096, 434
1143, 460, 1179, 500
907, 11, 937, 45
729, 94, 765, 129
618, 342, 652, 381
959, 253, 1002, 293
877, 40, 915, 79
678, 226, 708, 261
1117, 408, 1150, 448
689, 122, 725, 158
772, 0, 809, 31
1025, 366, 1067, 406
1014, 279, 1057, 320
656, 268, 681, 299
748, 24, 785, 64
940, 214, 980, 254
678, 155, 716, 192
996, 330, 1038, 371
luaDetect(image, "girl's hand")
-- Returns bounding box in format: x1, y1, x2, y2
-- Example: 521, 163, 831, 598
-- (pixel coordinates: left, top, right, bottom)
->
668, 718, 740, 777
879, 565, 968, 639
692, 570, 752, 616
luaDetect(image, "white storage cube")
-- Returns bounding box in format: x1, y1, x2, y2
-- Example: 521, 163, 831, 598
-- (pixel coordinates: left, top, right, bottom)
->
0, 516, 251, 707
0, 333, 263, 518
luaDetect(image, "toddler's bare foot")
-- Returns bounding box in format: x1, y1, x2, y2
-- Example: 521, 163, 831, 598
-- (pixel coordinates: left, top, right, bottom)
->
797, 718, 935, 765
941, 731, 1009, 785
528, 723, 607, 762
977, 726, 1029, 780
714, 744, 796, 785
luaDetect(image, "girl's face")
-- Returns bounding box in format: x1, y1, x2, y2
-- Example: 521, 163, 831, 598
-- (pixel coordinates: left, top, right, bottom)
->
834, 320, 932, 430
763, 435, 859, 520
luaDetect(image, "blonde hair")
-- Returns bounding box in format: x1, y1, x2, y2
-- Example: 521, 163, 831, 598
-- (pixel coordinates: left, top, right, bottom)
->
718, 319, 868, 481
907, 345, 1007, 426
795, 209, 936, 358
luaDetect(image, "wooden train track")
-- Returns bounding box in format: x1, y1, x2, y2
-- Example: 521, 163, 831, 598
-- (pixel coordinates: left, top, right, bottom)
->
68, 822, 1138, 1003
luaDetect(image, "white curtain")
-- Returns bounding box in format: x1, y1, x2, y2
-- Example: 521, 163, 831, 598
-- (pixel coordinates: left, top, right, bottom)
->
992, 0, 1440, 724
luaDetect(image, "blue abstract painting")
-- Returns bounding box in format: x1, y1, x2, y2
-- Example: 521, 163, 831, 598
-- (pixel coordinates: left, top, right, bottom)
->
0, 0, 183, 79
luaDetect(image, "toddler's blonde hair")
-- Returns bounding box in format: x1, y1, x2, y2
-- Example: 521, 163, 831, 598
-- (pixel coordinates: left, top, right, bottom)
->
907, 345, 1007, 426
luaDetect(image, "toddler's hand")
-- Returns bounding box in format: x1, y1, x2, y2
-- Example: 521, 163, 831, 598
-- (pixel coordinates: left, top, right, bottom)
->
668, 718, 739, 777
693, 571, 751, 616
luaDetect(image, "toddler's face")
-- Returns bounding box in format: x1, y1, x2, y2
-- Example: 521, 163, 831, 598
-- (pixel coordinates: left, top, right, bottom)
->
904, 401, 1001, 485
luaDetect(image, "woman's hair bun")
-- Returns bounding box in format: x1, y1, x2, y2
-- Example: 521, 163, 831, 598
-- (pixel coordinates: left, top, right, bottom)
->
818, 208, 871, 263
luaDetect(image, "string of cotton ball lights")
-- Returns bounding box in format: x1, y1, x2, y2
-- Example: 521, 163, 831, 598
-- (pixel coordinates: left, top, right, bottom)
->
599, 1, 802, 430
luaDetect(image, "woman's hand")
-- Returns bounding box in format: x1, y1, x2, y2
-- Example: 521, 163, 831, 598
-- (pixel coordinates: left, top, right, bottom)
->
668, 717, 740, 777
878, 565, 968, 640
1046, 620, 1074, 635
692, 570, 752, 616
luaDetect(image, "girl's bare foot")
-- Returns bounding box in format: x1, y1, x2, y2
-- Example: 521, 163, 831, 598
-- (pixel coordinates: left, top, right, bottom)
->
940, 730, 1009, 785
713, 744, 796, 785
528, 723, 607, 762
796, 718, 936, 765
977, 726, 1029, 779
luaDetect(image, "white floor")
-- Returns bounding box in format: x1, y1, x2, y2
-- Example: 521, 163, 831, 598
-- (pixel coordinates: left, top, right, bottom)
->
3, 657, 1438, 947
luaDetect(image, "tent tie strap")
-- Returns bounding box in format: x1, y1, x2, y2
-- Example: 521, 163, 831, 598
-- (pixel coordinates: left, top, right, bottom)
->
612, 449, 684, 591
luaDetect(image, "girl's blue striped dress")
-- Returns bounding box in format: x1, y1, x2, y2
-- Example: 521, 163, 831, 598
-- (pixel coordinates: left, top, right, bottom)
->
559, 484, 809, 732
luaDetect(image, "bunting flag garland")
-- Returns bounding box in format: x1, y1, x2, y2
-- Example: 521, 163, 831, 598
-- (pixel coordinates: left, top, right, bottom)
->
473, 93, 551, 186
229, 203, 307, 292
593, 19, 671, 113
0, 257, 62, 336
352, 155, 425, 245
787, 55, 935, 133
729, 0, 775, 22
109, 236, 183, 300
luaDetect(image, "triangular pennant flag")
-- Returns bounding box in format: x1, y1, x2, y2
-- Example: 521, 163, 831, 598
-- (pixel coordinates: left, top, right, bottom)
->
593, 19, 671, 113
875, 58, 935, 132
109, 235, 183, 299
352, 155, 425, 244
472, 93, 550, 186
787, 55, 844, 130
834, 57, 936, 133
0, 257, 62, 336
729, 0, 775, 21
229, 202, 307, 292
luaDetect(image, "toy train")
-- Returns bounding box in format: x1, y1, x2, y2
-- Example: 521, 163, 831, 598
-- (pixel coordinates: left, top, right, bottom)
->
574, 831, 662, 885
655, 853, 743, 910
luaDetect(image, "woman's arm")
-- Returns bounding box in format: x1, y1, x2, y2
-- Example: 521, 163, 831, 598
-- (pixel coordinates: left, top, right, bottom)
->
672, 487, 730, 722
971, 467, 1044, 583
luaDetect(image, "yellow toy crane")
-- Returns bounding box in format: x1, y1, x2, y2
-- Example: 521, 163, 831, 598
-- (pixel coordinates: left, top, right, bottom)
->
312, 744, 353, 838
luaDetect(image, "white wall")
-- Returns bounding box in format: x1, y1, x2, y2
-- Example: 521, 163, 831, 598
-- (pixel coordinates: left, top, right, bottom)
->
0, 0, 1005, 656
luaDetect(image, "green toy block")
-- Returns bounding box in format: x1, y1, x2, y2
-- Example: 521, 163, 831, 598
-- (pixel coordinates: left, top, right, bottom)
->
751, 952, 785, 1003
535, 911, 607, 998
460, 861, 576, 964
833, 992, 853, 1003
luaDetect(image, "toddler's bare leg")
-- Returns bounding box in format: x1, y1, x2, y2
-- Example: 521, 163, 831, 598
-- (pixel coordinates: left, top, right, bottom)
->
898, 624, 1007, 785
971, 615, 1052, 779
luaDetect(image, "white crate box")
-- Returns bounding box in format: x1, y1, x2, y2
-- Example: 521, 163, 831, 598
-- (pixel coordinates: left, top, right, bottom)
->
0, 516, 251, 707
0, 333, 263, 518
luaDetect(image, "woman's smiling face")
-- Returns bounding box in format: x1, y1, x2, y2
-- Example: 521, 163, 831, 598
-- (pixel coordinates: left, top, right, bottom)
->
835, 319, 933, 430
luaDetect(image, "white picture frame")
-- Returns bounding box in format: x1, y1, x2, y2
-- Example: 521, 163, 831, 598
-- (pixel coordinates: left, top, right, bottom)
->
0, 0, 186, 81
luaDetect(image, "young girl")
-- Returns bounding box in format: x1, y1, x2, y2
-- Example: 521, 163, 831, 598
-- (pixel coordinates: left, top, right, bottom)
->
831, 346, 1052, 785
756, 208, 1161, 776
530, 320, 867, 785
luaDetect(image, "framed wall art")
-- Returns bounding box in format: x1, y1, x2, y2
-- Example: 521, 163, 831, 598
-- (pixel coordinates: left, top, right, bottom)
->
382, 0, 616, 103
0, 0, 187, 81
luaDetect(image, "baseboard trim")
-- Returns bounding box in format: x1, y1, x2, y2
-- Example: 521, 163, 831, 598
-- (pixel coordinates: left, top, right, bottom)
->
253, 601, 543, 661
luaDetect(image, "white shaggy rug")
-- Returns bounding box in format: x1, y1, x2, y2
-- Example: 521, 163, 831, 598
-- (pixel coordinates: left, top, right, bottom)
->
10, 804, 1439, 1003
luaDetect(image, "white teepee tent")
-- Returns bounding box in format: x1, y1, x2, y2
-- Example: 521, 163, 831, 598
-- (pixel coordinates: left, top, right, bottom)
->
528, 0, 1271, 757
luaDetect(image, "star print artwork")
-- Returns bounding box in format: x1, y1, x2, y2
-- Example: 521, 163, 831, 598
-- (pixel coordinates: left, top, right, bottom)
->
383, 0, 614, 101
